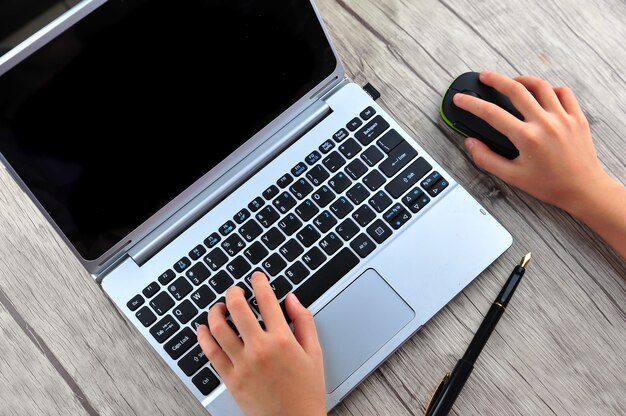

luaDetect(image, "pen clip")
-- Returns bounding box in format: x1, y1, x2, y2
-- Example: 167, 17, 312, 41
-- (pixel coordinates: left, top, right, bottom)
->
425, 372, 450, 415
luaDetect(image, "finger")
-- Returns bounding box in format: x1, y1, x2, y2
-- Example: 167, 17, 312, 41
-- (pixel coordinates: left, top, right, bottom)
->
514, 75, 562, 113
453, 93, 526, 147
479, 71, 543, 119
553, 86, 583, 116
208, 302, 243, 359
464, 138, 517, 183
285, 293, 322, 356
250, 271, 289, 330
225, 285, 262, 342
197, 324, 233, 378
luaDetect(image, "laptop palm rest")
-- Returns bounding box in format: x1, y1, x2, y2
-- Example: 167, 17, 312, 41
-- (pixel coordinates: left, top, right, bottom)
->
314, 268, 415, 393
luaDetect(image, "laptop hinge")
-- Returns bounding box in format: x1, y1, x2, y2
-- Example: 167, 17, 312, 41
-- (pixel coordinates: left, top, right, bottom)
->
126, 81, 346, 267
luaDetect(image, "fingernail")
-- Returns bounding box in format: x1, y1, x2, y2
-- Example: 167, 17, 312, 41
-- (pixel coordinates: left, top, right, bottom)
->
288, 293, 300, 305
453, 93, 462, 104
464, 138, 475, 151
480, 70, 491, 76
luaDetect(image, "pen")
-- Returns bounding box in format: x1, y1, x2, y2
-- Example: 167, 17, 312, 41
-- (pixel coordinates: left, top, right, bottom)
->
425, 253, 532, 416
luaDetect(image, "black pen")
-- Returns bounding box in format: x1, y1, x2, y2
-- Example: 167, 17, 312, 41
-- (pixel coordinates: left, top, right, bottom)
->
425, 253, 532, 416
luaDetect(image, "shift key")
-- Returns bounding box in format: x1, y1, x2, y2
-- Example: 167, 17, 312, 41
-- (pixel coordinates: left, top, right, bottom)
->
385, 157, 432, 198
378, 141, 418, 178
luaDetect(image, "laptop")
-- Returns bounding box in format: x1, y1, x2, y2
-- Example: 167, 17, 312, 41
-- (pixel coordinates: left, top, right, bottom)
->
0, 0, 512, 414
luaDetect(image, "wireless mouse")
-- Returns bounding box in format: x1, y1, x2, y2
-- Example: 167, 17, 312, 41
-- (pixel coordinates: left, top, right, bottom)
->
440, 72, 523, 159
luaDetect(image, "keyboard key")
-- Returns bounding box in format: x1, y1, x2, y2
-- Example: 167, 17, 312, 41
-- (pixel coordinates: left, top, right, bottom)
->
219, 221, 236, 237
262, 253, 288, 277
361, 145, 384, 166
360, 106, 376, 120
270, 276, 293, 299
379, 140, 418, 178
239, 219, 263, 242
297, 224, 321, 247
319, 139, 335, 154
327, 172, 352, 193
408, 193, 431, 213
302, 247, 327, 270
186, 262, 211, 286
172, 300, 198, 324
291, 162, 308, 177
245, 268, 269, 286
367, 220, 393, 244
350, 234, 376, 258
279, 239, 304, 262
164, 328, 196, 360
191, 312, 208, 331
256, 205, 280, 227
295, 199, 319, 221
369, 190, 393, 213
158, 269, 176, 285
209, 270, 234, 294
174, 257, 191, 273
386, 208, 412, 230
319, 232, 343, 256
190, 285, 216, 309
311, 185, 335, 208
168, 277, 193, 301
285, 261, 310, 285
385, 157, 432, 198
203, 233, 221, 249
333, 128, 349, 142
236, 282, 253, 299
127, 294, 144, 311
192, 367, 220, 395
339, 138, 362, 159
136, 306, 157, 327
362, 169, 386, 191
346, 183, 370, 205
355, 115, 390, 146
347, 117, 363, 132
142, 282, 159, 299
336, 218, 360, 241
226, 256, 251, 280
244, 241, 269, 265
278, 213, 302, 236
293, 248, 359, 308
233, 208, 250, 224
427, 179, 449, 197
189, 245, 207, 261
222, 234, 246, 257
263, 185, 279, 200
352, 205, 376, 227
402, 187, 426, 206
322, 151, 346, 172
306, 164, 330, 186
306, 150, 322, 165
204, 248, 228, 271
150, 315, 180, 343
273, 191, 297, 214
289, 178, 313, 200
150, 292, 175, 316
377, 129, 404, 153
277, 173, 294, 189
313, 210, 337, 233
178, 344, 208, 377
345, 159, 368, 180
329, 196, 354, 219
248, 197, 264, 212
260, 227, 285, 250
421, 171, 442, 190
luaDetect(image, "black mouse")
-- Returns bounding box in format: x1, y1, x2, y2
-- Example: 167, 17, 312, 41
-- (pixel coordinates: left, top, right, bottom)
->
440, 72, 523, 159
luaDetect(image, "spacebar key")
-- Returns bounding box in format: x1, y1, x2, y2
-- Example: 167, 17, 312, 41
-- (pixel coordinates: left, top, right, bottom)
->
293, 248, 360, 308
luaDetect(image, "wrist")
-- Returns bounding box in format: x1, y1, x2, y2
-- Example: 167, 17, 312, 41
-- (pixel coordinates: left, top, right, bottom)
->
565, 171, 620, 223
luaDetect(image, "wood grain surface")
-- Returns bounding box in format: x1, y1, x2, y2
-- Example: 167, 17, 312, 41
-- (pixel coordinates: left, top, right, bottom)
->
1, 0, 625, 415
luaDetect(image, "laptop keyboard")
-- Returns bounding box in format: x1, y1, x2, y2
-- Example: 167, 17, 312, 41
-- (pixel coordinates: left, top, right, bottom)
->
125, 106, 450, 396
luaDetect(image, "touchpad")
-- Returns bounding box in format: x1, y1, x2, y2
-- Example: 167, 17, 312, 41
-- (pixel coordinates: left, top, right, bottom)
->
314, 269, 415, 393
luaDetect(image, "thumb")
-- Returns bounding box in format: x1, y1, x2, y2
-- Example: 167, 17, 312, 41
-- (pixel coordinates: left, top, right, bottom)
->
285, 293, 321, 355
465, 138, 516, 183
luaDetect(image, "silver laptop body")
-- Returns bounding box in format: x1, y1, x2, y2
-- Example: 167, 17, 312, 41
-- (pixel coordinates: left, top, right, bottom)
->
0, 1, 511, 414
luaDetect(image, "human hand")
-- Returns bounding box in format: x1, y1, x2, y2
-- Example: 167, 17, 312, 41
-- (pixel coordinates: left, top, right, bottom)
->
197, 272, 326, 416
453, 70, 612, 217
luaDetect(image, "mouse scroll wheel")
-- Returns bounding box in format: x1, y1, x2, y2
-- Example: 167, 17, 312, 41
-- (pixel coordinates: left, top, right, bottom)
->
461, 90, 481, 99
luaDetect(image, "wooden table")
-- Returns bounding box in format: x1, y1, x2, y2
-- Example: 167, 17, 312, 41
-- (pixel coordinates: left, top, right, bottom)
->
1, 0, 625, 415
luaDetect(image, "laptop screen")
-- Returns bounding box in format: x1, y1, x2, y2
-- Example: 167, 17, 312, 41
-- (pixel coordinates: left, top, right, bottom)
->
0, 0, 337, 260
